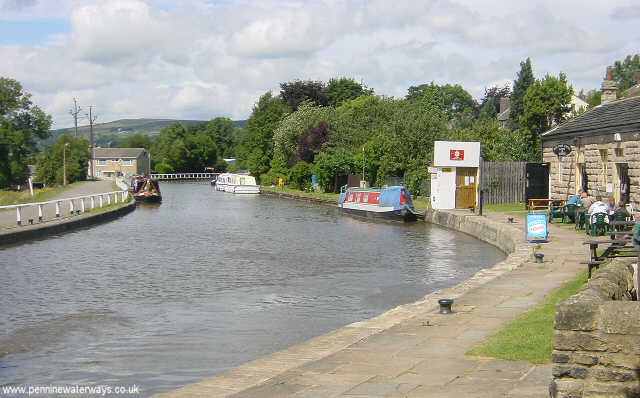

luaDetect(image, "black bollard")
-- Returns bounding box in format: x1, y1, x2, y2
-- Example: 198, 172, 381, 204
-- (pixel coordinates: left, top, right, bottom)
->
508, 217, 514, 223
438, 298, 454, 314
534, 253, 544, 263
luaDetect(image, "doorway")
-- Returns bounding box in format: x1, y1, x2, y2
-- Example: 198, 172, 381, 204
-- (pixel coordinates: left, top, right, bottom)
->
455, 167, 477, 208
616, 163, 630, 204
525, 163, 550, 204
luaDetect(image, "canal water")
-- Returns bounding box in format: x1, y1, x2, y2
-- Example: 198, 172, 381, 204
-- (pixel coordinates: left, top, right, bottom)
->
0, 183, 504, 396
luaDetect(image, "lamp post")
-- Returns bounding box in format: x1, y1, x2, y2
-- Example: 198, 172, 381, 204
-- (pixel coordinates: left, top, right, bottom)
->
63, 142, 69, 186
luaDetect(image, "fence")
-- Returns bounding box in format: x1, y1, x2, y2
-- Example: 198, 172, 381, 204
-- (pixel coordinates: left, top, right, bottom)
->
0, 191, 130, 226
481, 161, 526, 205
150, 173, 215, 180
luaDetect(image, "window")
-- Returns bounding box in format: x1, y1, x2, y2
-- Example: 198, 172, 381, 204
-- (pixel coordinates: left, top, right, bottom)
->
363, 193, 369, 202
122, 160, 133, 166
97, 160, 106, 166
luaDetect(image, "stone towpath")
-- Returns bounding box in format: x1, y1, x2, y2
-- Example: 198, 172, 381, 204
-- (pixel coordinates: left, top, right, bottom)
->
159, 210, 587, 398
0, 180, 116, 229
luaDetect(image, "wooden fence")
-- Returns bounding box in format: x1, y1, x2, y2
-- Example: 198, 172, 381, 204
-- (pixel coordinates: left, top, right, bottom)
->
481, 161, 526, 205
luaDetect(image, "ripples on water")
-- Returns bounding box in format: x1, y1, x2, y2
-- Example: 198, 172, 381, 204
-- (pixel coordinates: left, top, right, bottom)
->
0, 183, 504, 395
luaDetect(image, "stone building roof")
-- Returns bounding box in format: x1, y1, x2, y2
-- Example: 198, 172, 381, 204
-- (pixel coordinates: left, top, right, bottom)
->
541, 96, 640, 140
94, 148, 146, 159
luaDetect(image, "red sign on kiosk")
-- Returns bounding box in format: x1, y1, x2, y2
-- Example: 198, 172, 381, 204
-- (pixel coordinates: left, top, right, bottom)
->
450, 149, 464, 160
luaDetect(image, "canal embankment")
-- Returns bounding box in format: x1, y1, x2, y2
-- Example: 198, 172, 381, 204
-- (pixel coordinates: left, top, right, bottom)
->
0, 180, 135, 247
159, 208, 590, 398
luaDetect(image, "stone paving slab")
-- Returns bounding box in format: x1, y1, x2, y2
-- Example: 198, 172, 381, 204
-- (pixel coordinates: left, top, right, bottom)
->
157, 210, 586, 398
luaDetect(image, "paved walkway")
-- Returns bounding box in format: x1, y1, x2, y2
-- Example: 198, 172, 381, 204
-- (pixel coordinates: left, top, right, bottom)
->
159, 210, 586, 398
0, 180, 116, 228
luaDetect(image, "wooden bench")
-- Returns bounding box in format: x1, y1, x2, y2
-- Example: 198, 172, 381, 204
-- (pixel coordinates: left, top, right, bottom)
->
527, 198, 564, 211
583, 231, 638, 278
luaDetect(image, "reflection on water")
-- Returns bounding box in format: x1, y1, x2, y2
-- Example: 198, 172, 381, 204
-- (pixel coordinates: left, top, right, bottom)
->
0, 183, 504, 395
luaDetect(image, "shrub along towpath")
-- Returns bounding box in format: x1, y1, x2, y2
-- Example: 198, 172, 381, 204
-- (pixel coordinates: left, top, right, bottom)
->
159, 209, 586, 398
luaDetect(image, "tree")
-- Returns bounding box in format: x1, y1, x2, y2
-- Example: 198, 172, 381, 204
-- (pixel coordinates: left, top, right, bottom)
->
117, 134, 153, 150
509, 58, 535, 126
313, 146, 354, 192
152, 122, 189, 171
183, 133, 217, 172
235, 92, 290, 177
326, 78, 373, 107
0, 77, 52, 187
478, 85, 511, 116
406, 83, 475, 118
610, 53, 640, 95
294, 121, 332, 164
279, 80, 328, 110
35, 134, 89, 185
190, 117, 236, 158
288, 161, 313, 190
584, 89, 601, 108
521, 72, 573, 136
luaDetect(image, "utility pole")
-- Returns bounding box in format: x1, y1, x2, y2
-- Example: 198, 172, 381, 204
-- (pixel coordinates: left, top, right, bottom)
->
87, 106, 98, 179
69, 98, 82, 136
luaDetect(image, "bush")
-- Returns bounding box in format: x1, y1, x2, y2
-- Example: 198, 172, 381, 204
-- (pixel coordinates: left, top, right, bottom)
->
289, 161, 313, 190
260, 171, 288, 186
154, 163, 174, 174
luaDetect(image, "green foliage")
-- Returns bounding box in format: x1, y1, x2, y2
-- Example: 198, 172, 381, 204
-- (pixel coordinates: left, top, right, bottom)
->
509, 58, 535, 126
189, 117, 236, 157
117, 134, 153, 150
288, 161, 313, 190
406, 82, 476, 118
451, 119, 533, 161
326, 77, 373, 107
235, 92, 290, 177
521, 72, 573, 136
279, 80, 328, 110
273, 102, 335, 163
478, 97, 497, 120
35, 134, 90, 185
154, 163, 174, 174
584, 89, 602, 108
0, 77, 52, 187
313, 146, 354, 192
610, 53, 640, 94
151, 120, 220, 172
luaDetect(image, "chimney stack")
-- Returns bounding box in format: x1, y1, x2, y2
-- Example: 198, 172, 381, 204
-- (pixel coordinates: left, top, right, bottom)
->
601, 67, 617, 103
499, 97, 510, 114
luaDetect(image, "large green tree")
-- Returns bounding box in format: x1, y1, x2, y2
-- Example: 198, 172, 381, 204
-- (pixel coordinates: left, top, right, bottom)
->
0, 77, 52, 187
117, 134, 153, 150
610, 53, 640, 95
235, 92, 290, 177
509, 58, 535, 126
279, 80, 327, 110
35, 134, 89, 185
406, 82, 475, 118
521, 72, 573, 136
326, 78, 373, 107
189, 117, 236, 158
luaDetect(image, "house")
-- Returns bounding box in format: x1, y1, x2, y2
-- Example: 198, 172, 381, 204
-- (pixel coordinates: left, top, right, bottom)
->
496, 95, 587, 128
540, 68, 640, 215
90, 148, 150, 179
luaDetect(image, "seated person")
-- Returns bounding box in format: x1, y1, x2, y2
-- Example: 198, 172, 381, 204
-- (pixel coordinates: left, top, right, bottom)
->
589, 196, 609, 224
580, 191, 592, 210
566, 193, 582, 206
614, 200, 630, 218
607, 196, 616, 213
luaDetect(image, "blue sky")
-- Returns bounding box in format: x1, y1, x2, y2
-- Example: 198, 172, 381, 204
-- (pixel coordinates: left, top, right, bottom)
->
1, 0, 639, 128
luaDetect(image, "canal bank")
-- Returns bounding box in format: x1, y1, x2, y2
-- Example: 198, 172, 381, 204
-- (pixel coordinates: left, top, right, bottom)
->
159, 208, 585, 397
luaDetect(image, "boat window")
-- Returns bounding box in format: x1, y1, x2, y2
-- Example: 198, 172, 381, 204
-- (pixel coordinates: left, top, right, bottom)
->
356, 193, 361, 202
363, 193, 368, 202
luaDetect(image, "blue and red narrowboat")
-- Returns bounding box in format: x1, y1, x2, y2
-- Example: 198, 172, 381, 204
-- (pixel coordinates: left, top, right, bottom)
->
338, 186, 419, 222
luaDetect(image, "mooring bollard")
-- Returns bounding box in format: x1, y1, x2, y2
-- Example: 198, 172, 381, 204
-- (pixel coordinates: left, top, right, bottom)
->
16, 207, 22, 225
534, 253, 544, 263
38, 204, 43, 222
507, 217, 514, 223
438, 298, 454, 314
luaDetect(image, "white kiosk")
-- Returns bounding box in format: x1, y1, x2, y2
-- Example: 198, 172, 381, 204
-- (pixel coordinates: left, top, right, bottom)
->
430, 141, 481, 210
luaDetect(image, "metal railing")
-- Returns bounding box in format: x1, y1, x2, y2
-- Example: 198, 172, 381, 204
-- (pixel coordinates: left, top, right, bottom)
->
0, 191, 130, 226
150, 173, 215, 180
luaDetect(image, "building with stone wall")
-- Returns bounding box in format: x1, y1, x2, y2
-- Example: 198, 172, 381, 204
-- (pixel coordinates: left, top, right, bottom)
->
90, 148, 150, 179
541, 70, 640, 216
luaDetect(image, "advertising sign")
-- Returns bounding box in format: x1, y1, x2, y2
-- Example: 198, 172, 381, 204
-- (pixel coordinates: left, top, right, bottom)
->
525, 213, 549, 242
450, 149, 465, 160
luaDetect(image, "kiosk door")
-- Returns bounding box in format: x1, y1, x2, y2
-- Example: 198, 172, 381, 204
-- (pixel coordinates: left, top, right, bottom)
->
455, 167, 477, 208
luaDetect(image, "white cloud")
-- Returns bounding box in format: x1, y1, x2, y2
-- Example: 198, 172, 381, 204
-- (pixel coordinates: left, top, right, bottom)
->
0, 0, 637, 128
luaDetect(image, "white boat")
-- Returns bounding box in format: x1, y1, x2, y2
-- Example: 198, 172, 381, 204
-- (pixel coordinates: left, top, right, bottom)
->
215, 173, 230, 191
216, 173, 259, 194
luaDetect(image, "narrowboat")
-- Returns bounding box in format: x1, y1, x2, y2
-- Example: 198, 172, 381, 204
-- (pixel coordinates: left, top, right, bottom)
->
132, 177, 162, 203
338, 186, 419, 222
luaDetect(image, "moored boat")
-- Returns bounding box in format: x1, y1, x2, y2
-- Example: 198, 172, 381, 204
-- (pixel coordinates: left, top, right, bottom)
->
132, 177, 162, 203
224, 173, 259, 194
338, 186, 418, 222
215, 173, 230, 191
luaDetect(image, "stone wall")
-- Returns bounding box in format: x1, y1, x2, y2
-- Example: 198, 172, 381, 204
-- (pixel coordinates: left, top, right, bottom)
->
542, 132, 640, 217
550, 259, 640, 398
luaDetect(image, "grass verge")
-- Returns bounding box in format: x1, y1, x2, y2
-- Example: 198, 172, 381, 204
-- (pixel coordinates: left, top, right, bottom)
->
466, 270, 588, 363
0, 182, 87, 207
483, 203, 527, 212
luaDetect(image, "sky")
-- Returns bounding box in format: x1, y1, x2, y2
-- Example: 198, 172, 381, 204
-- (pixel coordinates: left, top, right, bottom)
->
1, 0, 639, 129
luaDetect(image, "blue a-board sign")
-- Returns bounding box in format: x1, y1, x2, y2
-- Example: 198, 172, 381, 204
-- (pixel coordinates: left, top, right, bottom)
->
525, 213, 549, 243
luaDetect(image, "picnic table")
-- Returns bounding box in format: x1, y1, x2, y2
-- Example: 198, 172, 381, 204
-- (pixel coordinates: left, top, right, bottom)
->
582, 229, 638, 278
528, 198, 565, 211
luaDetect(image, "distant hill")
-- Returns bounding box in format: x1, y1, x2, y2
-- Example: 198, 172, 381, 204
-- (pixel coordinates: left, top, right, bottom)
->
48, 118, 247, 147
